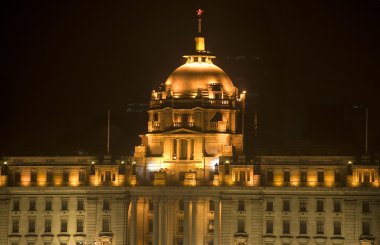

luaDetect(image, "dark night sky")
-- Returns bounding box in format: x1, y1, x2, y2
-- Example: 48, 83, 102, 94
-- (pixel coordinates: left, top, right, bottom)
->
2, 0, 380, 156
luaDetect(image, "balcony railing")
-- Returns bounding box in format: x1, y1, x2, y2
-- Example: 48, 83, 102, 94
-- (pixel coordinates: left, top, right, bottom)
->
173, 122, 194, 128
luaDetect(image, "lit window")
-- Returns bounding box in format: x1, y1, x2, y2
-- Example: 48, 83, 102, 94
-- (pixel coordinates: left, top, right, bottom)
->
61, 199, 68, 211
266, 200, 274, 211
316, 200, 324, 212
283, 200, 290, 212
299, 199, 307, 212
237, 219, 245, 233
300, 220, 307, 234
266, 220, 273, 234
237, 200, 245, 211
45, 198, 52, 211
12, 219, 19, 233
28, 219, 36, 233
77, 219, 84, 233
333, 200, 341, 212
103, 199, 110, 211
283, 220, 290, 234
333, 221, 341, 235
45, 219, 52, 233
316, 220, 324, 235
61, 219, 68, 232
29, 198, 36, 211
208, 220, 214, 233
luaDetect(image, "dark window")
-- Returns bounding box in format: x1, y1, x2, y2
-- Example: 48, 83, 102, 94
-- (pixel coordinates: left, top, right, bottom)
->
284, 170, 290, 182
316, 221, 324, 234
31, 171, 37, 182
237, 200, 245, 211
300, 220, 307, 234
299, 200, 307, 212
237, 219, 245, 233
28, 219, 36, 233
283, 200, 290, 212
362, 221, 371, 235
333, 200, 341, 212
317, 171, 324, 183
103, 199, 110, 211
148, 219, 153, 233
333, 221, 341, 235
13, 199, 20, 211
266, 220, 273, 234
61, 219, 68, 232
300, 170, 307, 183
45, 219, 52, 233
77, 199, 84, 211
178, 200, 184, 212
266, 200, 274, 211
209, 200, 215, 212
45, 199, 52, 211
47, 171, 53, 182
78, 170, 86, 182
266, 170, 273, 182
283, 220, 290, 234
334, 170, 342, 183
362, 201, 370, 213
105, 171, 111, 181
77, 219, 84, 232
15, 171, 21, 182
178, 220, 184, 233
316, 200, 324, 212
102, 219, 110, 232
29, 199, 36, 211
148, 200, 154, 212
61, 199, 68, 211
12, 220, 19, 233
63, 170, 69, 182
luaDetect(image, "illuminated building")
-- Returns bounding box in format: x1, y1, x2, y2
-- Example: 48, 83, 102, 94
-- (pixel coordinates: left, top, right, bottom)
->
1, 9, 380, 245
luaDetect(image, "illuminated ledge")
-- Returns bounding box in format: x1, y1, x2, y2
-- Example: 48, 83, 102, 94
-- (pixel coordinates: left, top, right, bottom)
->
74, 234, 86, 242
25, 234, 38, 242
8, 235, 22, 242
41, 234, 54, 242
280, 235, 293, 244
262, 235, 275, 243
330, 236, 344, 244
57, 234, 70, 242
313, 236, 327, 245
296, 236, 310, 244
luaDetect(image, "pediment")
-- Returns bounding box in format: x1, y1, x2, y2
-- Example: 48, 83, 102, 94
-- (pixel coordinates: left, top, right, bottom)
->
162, 128, 202, 135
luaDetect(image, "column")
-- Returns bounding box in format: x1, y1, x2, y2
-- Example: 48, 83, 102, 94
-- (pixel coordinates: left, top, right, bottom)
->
177, 139, 181, 160
187, 139, 192, 160
214, 198, 220, 245
184, 198, 190, 245
160, 198, 167, 245
130, 198, 137, 245
191, 199, 198, 245
153, 198, 159, 245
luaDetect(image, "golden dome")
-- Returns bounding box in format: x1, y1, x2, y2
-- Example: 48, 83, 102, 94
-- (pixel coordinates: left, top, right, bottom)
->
164, 59, 236, 98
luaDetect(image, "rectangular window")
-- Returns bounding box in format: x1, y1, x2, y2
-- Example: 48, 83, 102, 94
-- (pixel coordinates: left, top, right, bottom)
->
237, 200, 245, 211
317, 170, 324, 183
266, 200, 274, 211
77, 199, 84, 211
78, 170, 86, 182
103, 199, 110, 211
45, 219, 52, 233
61, 219, 68, 232
178, 200, 184, 212
333, 200, 341, 212
15, 171, 21, 182
239, 171, 246, 181
266, 170, 273, 182
299, 199, 307, 212
45, 199, 52, 211
237, 219, 245, 233
266, 220, 273, 234
333, 221, 341, 235
148, 219, 153, 233
362, 221, 371, 235
31, 171, 37, 182
362, 201, 370, 213
29, 198, 36, 211
12, 219, 19, 233
300, 170, 307, 183
105, 171, 111, 181
334, 170, 342, 183
102, 218, 110, 232
208, 220, 214, 233
77, 219, 84, 233
300, 220, 307, 234
47, 170, 53, 182
61, 199, 68, 211
13, 199, 20, 211
209, 200, 215, 212
283, 220, 290, 234
178, 219, 184, 233
316, 220, 324, 235
148, 200, 154, 212
63, 170, 69, 182
283, 200, 290, 212
28, 219, 36, 233
284, 170, 290, 182
316, 200, 324, 212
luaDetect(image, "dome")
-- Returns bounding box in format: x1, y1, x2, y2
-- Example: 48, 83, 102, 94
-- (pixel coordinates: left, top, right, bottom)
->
164, 60, 236, 98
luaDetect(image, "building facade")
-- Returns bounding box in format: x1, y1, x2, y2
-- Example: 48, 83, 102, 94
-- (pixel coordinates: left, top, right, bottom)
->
1, 10, 380, 245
